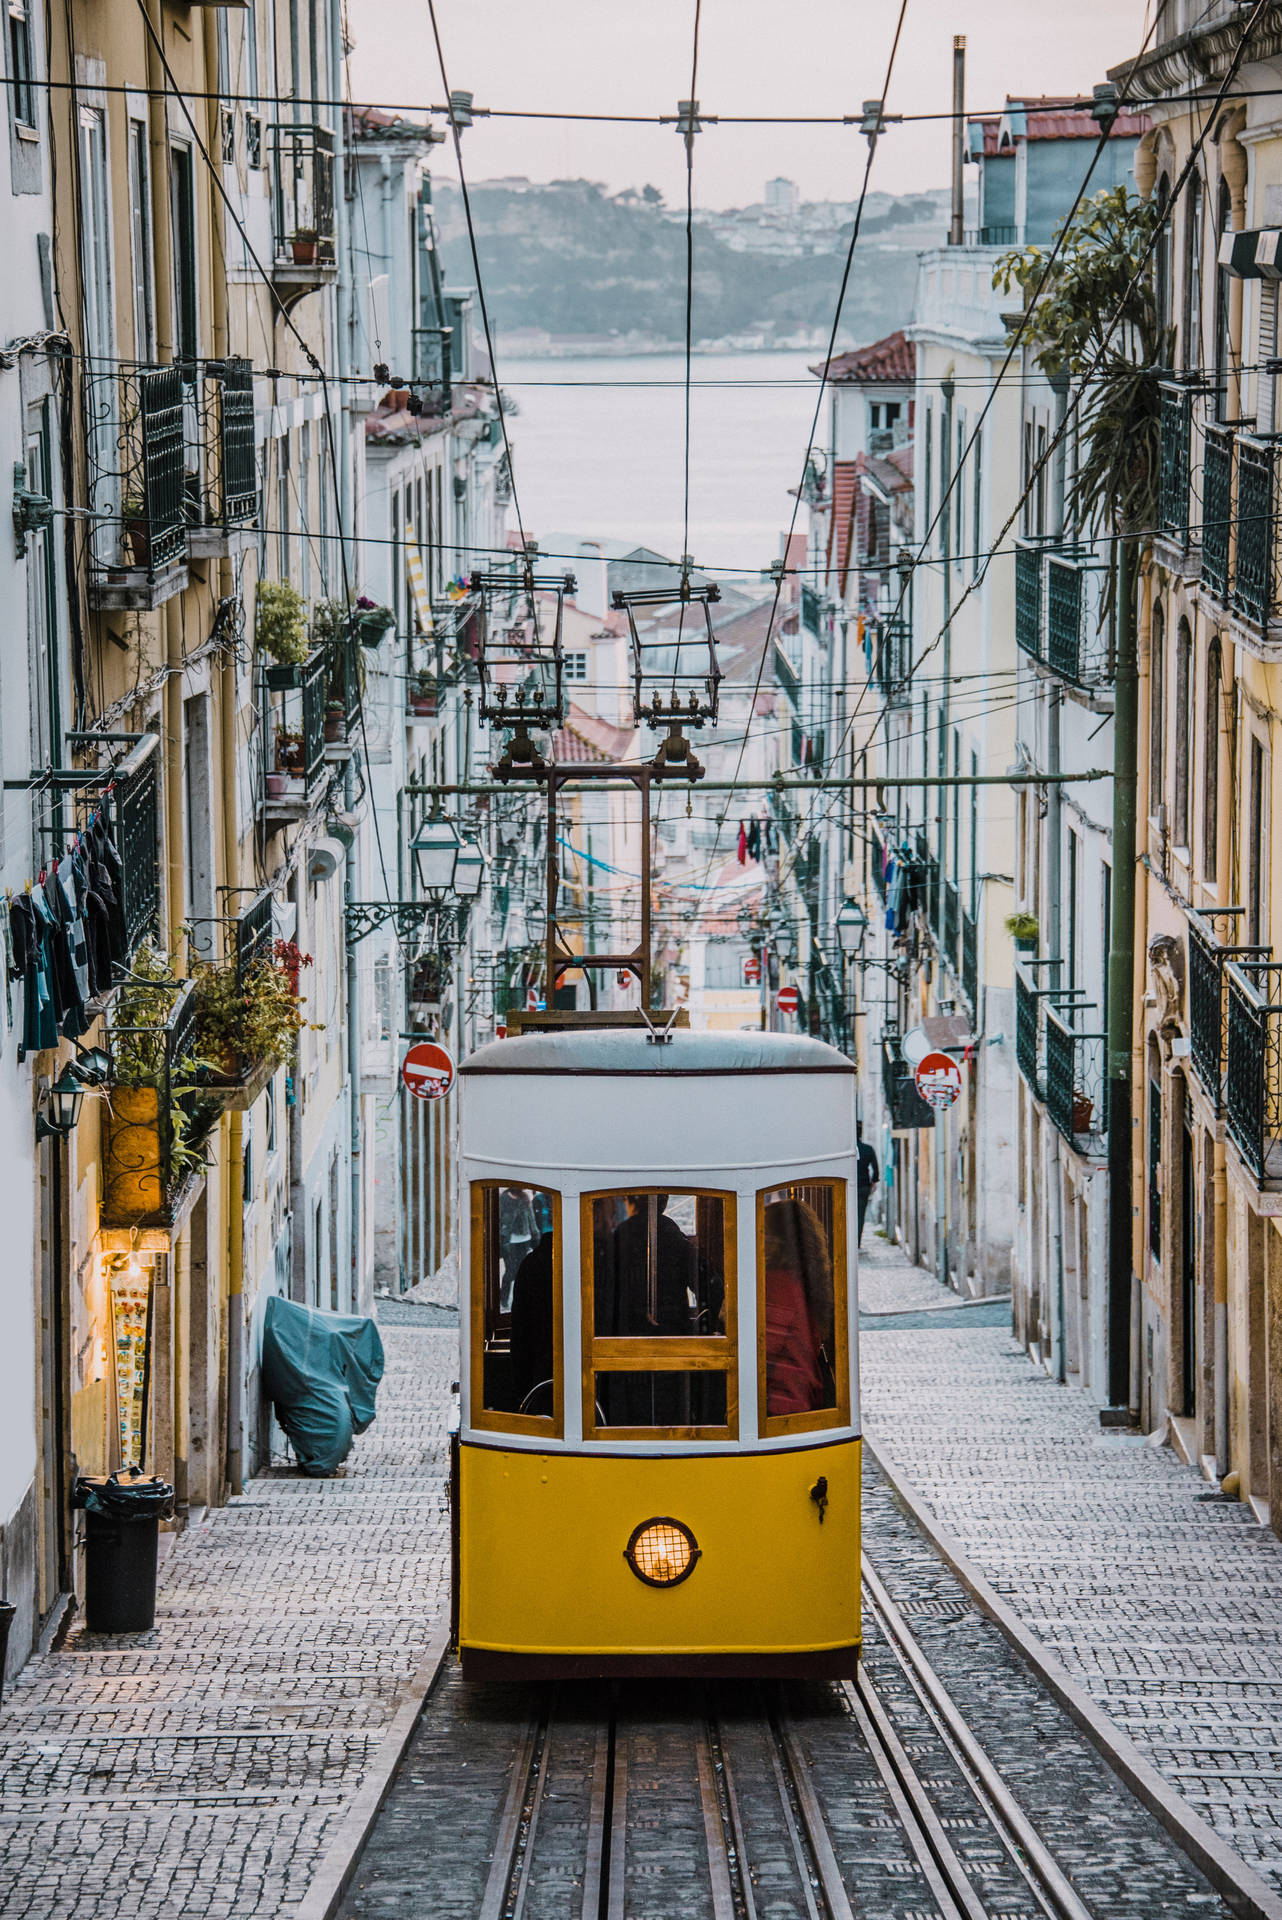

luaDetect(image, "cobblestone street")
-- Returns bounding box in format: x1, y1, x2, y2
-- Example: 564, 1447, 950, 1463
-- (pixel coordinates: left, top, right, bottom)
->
859, 1233, 1282, 1894
0, 1317, 455, 1919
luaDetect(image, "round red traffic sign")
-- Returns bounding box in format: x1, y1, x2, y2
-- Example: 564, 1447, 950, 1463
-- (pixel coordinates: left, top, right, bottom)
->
777, 984, 801, 1016
913, 1050, 962, 1111
401, 1040, 456, 1102
744, 957, 762, 984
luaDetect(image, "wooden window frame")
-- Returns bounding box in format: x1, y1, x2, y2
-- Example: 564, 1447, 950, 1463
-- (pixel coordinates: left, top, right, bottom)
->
757, 1180, 851, 1439
580, 1187, 738, 1442
469, 1181, 563, 1439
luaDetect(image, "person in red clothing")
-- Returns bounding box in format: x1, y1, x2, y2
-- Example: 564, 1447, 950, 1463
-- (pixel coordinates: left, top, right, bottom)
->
762, 1198, 834, 1417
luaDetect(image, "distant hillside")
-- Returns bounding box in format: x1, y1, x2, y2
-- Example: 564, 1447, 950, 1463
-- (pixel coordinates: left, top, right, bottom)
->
433, 179, 947, 354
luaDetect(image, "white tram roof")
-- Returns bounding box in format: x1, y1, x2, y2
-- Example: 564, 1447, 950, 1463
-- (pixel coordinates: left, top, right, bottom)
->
461, 1028, 854, 1077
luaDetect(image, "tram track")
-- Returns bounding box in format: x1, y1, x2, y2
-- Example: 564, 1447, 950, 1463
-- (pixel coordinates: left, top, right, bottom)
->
464, 1566, 1104, 1920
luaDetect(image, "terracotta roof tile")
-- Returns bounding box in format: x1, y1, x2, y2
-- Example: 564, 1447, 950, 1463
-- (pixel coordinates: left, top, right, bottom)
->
810, 329, 914, 386
826, 460, 859, 595
552, 703, 636, 764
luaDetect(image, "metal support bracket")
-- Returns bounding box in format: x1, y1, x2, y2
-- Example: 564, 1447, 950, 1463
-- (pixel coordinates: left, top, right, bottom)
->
13, 460, 53, 557
345, 900, 468, 946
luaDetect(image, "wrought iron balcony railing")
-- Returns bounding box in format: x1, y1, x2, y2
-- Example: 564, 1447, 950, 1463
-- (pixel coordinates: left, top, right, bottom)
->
961, 908, 978, 1011
1232, 433, 1279, 629
1015, 538, 1043, 662
235, 889, 275, 979
411, 326, 453, 413
1044, 1002, 1106, 1150
1186, 911, 1269, 1113
84, 360, 186, 595
114, 732, 162, 962
1200, 425, 1233, 604
1015, 966, 1042, 1097
942, 878, 960, 971
874, 618, 911, 706
191, 358, 258, 539
801, 584, 824, 638
270, 123, 336, 273
262, 645, 331, 818
1226, 958, 1282, 1183
1158, 382, 1193, 548
102, 977, 204, 1227
1015, 537, 1110, 686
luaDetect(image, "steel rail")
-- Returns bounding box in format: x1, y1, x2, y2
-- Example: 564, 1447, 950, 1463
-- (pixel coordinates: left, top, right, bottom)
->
859, 1561, 1098, 1920
476, 1699, 554, 1920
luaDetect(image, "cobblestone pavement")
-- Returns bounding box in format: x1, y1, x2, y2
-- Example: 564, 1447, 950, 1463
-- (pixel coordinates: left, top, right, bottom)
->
0, 1321, 456, 1919
859, 1239, 1282, 1894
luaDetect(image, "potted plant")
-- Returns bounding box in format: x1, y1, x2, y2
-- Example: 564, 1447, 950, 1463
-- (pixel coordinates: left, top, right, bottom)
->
409, 668, 438, 717
121, 490, 150, 569
324, 699, 345, 744
1004, 911, 1039, 953
103, 948, 214, 1222
353, 595, 395, 646
290, 226, 319, 266
1072, 1090, 1094, 1134
275, 726, 305, 776
190, 949, 318, 1082
256, 581, 309, 677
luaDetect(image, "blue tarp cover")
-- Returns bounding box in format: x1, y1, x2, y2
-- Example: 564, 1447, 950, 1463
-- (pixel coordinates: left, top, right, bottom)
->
261, 1295, 385, 1475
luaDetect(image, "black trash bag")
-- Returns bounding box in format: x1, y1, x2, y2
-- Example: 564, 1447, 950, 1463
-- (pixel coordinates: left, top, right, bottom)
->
261, 1295, 385, 1476
72, 1470, 175, 1521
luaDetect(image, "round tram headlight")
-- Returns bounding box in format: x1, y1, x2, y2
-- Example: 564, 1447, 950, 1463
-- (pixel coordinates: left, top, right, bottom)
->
624, 1517, 701, 1589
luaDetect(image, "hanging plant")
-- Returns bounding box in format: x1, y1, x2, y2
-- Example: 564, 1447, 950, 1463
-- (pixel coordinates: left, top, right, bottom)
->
190, 951, 319, 1078
256, 581, 309, 665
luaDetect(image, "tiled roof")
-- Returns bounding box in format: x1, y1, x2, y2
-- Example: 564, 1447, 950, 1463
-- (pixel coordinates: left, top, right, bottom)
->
970, 97, 1149, 155
552, 704, 636, 764
809, 330, 914, 386
826, 460, 859, 595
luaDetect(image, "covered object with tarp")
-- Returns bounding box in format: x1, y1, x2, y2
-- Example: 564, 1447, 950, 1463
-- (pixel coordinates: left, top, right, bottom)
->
261, 1295, 385, 1475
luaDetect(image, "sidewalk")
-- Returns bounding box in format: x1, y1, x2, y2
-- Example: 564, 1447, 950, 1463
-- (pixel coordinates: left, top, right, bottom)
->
858, 1234, 1282, 1894
0, 1312, 456, 1919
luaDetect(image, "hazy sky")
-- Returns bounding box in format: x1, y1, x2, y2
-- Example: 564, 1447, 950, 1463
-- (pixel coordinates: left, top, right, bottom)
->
347, 1, 1150, 206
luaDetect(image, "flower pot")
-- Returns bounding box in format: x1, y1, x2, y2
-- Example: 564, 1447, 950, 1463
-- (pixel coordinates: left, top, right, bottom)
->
264, 662, 302, 690
324, 716, 344, 744
125, 516, 150, 570
103, 1085, 164, 1222
1015, 935, 1037, 953
265, 773, 287, 799
356, 608, 394, 646
291, 237, 318, 266
409, 694, 437, 717
1072, 1092, 1094, 1133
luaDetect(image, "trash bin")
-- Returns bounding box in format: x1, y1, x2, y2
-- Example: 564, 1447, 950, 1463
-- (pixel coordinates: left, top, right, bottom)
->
73, 1471, 174, 1632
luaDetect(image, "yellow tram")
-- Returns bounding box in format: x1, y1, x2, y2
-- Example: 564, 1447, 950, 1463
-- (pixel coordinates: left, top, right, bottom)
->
452, 1024, 861, 1678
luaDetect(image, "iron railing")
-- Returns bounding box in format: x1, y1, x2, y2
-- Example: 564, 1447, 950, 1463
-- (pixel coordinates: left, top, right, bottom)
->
942, 878, 960, 971
1226, 959, 1282, 1182
115, 735, 162, 960
875, 618, 911, 706
801, 585, 824, 637
1232, 434, 1278, 628
961, 908, 978, 1011
270, 123, 336, 268
1045, 1003, 1106, 1149
235, 890, 275, 979
1046, 551, 1085, 681
1015, 967, 1042, 1097
192, 358, 258, 532
1201, 425, 1233, 603
1015, 538, 1110, 686
1188, 912, 1268, 1115
84, 361, 186, 583
102, 977, 203, 1226
1158, 382, 1193, 548
300, 647, 328, 787
1015, 538, 1043, 662
411, 326, 453, 413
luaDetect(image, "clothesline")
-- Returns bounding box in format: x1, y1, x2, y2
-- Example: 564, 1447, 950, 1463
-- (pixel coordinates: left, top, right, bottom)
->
5, 792, 130, 1061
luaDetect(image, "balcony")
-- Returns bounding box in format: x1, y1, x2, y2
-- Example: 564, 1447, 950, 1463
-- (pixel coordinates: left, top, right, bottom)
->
235, 888, 275, 978
411, 326, 453, 416
942, 877, 960, 972
1044, 1003, 1107, 1152
961, 909, 978, 1011
85, 361, 188, 610
801, 585, 824, 638
260, 647, 331, 827
270, 124, 337, 295
188, 358, 259, 559
1187, 912, 1269, 1114
102, 977, 207, 1234
1014, 537, 1110, 688
1232, 434, 1279, 629
114, 733, 163, 962
1158, 382, 1193, 552
1015, 967, 1042, 1097
1015, 539, 1043, 662
874, 618, 911, 707
1226, 959, 1282, 1184
1200, 425, 1232, 604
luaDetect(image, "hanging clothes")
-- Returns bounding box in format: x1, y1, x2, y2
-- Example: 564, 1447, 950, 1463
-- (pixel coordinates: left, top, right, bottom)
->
736, 821, 747, 864
43, 863, 90, 1039
9, 892, 58, 1058
884, 855, 903, 934
92, 800, 128, 963
746, 818, 761, 862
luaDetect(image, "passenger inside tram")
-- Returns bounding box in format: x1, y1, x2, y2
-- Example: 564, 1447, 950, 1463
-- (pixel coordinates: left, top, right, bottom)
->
762, 1196, 835, 1417
593, 1193, 726, 1429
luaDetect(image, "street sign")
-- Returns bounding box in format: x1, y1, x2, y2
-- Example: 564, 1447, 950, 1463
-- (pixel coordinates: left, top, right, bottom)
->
744, 956, 762, 984
777, 984, 801, 1016
913, 1050, 962, 1111
401, 1040, 456, 1102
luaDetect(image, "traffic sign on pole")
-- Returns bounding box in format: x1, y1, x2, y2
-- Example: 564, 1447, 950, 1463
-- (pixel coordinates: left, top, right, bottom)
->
776, 984, 801, 1017
744, 956, 762, 984
401, 1040, 456, 1102
913, 1050, 962, 1111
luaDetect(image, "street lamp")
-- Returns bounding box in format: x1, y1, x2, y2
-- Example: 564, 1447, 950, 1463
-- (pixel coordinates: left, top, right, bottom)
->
835, 898, 868, 959
36, 1066, 86, 1142
411, 813, 461, 895
453, 835, 487, 899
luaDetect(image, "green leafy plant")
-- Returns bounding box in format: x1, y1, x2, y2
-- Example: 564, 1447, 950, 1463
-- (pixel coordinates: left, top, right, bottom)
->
1004, 911, 1039, 943
256, 580, 309, 664
190, 953, 318, 1077
993, 187, 1171, 536
107, 946, 216, 1183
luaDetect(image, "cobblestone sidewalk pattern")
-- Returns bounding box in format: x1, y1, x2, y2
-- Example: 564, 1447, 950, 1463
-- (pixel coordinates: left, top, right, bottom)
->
858, 1241, 1282, 1893
0, 1322, 456, 1919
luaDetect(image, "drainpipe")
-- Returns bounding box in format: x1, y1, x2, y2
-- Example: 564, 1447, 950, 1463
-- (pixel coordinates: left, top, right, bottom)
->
1106, 534, 1139, 1410
345, 760, 363, 1311
1048, 371, 1068, 1380
226, 1109, 244, 1495
1213, 1142, 1229, 1476
949, 38, 966, 247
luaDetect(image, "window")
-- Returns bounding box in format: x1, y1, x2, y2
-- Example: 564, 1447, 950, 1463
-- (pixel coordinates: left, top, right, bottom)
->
972, 427, 983, 564
1183, 173, 1202, 373
1214, 176, 1233, 419
758, 1181, 849, 1436
9, 0, 35, 128
1248, 736, 1267, 948
955, 413, 965, 558
472, 1184, 561, 1432
923, 405, 933, 540
1148, 1059, 1162, 1268
1204, 639, 1221, 881
1154, 173, 1172, 350
127, 120, 154, 360
1150, 601, 1165, 818
1174, 616, 1193, 850
169, 144, 198, 364
582, 1189, 735, 1437
564, 650, 587, 682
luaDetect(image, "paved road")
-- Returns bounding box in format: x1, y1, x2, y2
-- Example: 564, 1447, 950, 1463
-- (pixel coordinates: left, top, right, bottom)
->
0, 1321, 456, 1918
859, 1237, 1282, 1895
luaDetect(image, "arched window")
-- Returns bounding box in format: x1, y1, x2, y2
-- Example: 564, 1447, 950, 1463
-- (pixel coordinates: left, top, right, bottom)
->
1154, 173, 1173, 359
1174, 616, 1193, 849
1182, 173, 1202, 372
1215, 175, 1234, 419
1150, 601, 1166, 818
1204, 638, 1221, 881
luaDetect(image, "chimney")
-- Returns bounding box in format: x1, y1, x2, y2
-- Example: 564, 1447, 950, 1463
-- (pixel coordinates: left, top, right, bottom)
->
950, 36, 966, 247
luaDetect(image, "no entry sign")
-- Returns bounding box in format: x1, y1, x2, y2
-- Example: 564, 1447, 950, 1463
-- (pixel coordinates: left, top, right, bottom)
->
401, 1040, 456, 1102
777, 984, 801, 1016
744, 956, 762, 984
913, 1050, 962, 1111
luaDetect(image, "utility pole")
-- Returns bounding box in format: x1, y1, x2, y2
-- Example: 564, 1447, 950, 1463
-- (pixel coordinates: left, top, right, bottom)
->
1106, 535, 1138, 1412
949, 38, 966, 247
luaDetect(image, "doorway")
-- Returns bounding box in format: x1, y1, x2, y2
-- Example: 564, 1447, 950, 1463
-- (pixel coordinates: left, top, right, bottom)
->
35, 1135, 69, 1623
1181, 1102, 1196, 1418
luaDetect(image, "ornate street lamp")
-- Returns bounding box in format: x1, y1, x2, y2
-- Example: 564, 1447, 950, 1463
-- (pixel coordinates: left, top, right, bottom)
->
411, 813, 461, 895
835, 898, 868, 959
36, 1065, 86, 1142
453, 835, 487, 900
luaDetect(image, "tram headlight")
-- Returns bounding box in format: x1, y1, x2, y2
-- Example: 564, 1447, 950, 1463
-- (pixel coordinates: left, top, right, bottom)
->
624, 1517, 701, 1588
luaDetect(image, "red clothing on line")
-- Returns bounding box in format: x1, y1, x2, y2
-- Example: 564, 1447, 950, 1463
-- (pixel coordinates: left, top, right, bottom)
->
763, 1266, 825, 1416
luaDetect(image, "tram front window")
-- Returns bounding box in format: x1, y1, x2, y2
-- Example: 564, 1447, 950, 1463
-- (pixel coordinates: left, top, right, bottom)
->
584, 1190, 736, 1436
470, 1182, 561, 1432
758, 1181, 849, 1435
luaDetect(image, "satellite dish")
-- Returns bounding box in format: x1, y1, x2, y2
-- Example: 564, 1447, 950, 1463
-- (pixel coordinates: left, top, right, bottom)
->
901, 1024, 932, 1066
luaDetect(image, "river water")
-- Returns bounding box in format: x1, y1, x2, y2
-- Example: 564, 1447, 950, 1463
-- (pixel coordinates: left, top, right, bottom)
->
496, 351, 823, 579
